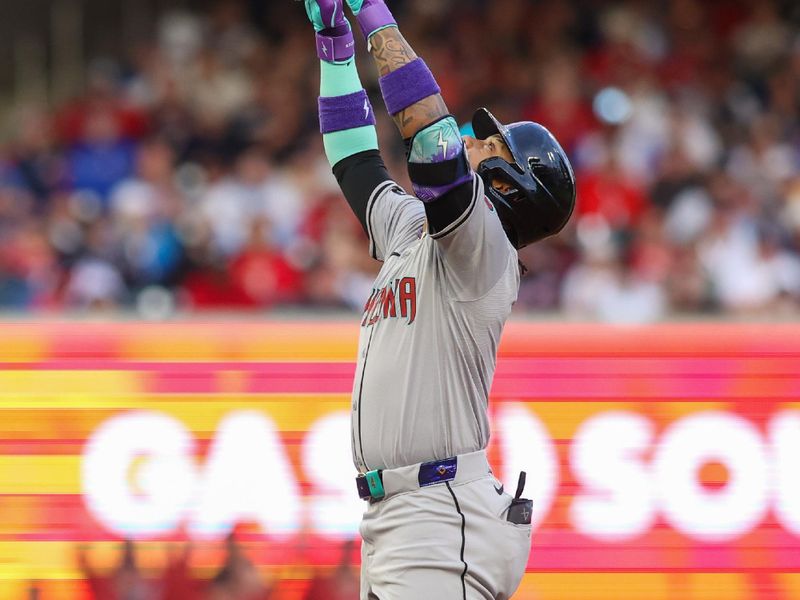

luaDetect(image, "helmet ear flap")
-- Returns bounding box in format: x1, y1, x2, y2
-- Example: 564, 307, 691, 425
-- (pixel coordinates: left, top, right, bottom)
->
483, 185, 520, 248
478, 156, 538, 198
477, 161, 523, 248
480, 167, 523, 203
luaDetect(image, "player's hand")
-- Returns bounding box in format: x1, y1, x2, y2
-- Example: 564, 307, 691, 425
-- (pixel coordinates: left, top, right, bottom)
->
346, 0, 396, 17
343, 0, 396, 40
302, 0, 350, 33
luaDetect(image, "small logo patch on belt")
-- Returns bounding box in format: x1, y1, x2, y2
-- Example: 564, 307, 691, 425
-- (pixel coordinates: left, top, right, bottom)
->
418, 457, 458, 487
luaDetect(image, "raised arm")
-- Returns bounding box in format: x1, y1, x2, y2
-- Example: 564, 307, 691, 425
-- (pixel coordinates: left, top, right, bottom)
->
346, 1, 473, 231
302, 0, 392, 234
368, 28, 449, 139
345, 2, 449, 139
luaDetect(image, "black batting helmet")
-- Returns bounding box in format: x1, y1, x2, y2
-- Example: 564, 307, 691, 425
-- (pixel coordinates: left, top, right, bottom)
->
472, 108, 576, 249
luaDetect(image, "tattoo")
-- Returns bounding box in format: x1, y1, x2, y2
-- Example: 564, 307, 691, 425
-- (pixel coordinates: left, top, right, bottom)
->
395, 95, 448, 136
369, 28, 449, 139
370, 30, 417, 77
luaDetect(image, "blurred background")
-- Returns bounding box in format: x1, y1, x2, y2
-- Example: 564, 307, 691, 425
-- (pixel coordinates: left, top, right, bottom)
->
0, 0, 799, 599
0, 0, 797, 319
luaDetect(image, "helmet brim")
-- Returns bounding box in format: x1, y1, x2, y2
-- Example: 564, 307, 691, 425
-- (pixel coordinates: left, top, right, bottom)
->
472, 108, 527, 175
472, 107, 502, 138
472, 107, 511, 143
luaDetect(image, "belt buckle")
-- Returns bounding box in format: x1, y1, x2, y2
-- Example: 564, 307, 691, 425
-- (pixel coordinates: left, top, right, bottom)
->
365, 469, 385, 500
357, 469, 385, 501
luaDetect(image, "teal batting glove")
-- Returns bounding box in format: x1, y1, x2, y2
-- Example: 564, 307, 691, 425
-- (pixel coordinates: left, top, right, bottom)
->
303, 0, 348, 33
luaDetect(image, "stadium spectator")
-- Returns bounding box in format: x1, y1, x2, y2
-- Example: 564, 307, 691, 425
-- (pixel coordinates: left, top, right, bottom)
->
206, 533, 273, 600
77, 540, 156, 600
0, 0, 796, 320
160, 543, 204, 600
302, 540, 359, 600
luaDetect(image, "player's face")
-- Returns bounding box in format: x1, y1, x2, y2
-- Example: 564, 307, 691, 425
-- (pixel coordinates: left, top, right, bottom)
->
463, 134, 516, 194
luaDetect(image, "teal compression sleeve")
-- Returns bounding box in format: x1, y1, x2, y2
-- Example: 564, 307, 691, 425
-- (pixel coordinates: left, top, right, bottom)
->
320, 60, 379, 167
320, 59, 362, 96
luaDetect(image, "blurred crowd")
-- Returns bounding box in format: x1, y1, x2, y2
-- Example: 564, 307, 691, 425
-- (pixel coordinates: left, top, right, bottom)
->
50, 536, 358, 600
0, 0, 798, 320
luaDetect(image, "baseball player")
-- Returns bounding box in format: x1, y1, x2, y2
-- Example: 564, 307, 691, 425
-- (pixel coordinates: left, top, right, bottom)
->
300, 0, 575, 597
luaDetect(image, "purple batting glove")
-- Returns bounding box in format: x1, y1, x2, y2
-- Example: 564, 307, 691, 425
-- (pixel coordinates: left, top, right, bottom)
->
303, 0, 356, 63
347, 0, 397, 40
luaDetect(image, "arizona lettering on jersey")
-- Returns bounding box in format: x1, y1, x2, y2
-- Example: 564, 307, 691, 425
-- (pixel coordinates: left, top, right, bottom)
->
352, 175, 519, 472
361, 277, 417, 326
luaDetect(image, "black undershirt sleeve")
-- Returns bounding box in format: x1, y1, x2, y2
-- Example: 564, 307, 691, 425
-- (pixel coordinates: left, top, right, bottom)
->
332, 150, 392, 235
422, 180, 474, 236
332, 149, 475, 237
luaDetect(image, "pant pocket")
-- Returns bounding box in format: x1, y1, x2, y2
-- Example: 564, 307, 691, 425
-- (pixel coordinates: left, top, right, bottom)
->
500, 521, 531, 599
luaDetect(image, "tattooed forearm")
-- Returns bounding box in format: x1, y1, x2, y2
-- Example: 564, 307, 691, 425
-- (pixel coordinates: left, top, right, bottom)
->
395, 95, 448, 135
370, 28, 418, 76
369, 28, 449, 139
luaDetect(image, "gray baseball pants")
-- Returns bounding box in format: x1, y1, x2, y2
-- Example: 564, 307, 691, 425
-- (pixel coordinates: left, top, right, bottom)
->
359, 450, 532, 599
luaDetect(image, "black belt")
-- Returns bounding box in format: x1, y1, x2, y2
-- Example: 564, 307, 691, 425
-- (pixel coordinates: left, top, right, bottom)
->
356, 456, 458, 501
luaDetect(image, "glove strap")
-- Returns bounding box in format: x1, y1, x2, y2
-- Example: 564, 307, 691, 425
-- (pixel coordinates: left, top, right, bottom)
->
316, 26, 356, 63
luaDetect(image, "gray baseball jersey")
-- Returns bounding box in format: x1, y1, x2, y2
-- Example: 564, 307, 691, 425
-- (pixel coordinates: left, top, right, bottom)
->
351, 174, 520, 472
